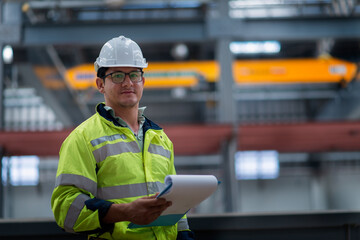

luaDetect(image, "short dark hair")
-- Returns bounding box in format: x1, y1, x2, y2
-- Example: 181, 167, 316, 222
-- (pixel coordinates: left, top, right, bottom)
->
97, 67, 109, 78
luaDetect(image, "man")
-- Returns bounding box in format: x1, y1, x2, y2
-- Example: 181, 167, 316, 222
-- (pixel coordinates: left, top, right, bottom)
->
51, 36, 194, 240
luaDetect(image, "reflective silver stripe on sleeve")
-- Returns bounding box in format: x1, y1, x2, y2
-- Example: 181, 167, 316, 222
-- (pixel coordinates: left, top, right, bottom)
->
148, 143, 171, 159
90, 134, 127, 147
177, 218, 190, 231
92, 141, 140, 163
55, 174, 97, 197
64, 193, 90, 233
97, 181, 164, 200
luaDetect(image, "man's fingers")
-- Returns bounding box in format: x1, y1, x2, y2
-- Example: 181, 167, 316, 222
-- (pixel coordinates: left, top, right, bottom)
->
127, 196, 172, 225
141, 194, 157, 200
141, 195, 168, 204
148, 200, 172, 214
135, 194, 172, 212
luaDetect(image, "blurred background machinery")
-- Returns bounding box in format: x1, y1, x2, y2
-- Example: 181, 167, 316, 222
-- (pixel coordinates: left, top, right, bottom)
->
1, 0, 360, 239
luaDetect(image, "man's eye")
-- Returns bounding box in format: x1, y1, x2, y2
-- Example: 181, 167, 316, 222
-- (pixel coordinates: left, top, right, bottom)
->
130, 72, 141, 78
113, 73, 124, 78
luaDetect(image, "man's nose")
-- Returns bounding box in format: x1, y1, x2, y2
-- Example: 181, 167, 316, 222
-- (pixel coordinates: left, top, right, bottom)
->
121, 75, 133, 86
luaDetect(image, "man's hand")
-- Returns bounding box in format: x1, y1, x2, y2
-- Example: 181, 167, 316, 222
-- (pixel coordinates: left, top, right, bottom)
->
102, 193, 172, 225
125, 193, 172, 225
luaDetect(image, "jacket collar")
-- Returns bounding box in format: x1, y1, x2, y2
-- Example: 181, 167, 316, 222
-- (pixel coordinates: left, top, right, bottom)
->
96, 103, 162, 132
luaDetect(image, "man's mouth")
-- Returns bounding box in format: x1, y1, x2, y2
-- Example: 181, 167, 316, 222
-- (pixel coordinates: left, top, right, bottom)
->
121, 90, 134, 94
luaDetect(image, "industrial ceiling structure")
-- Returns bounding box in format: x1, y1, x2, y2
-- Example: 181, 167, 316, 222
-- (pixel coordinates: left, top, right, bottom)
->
1, 0, 360, 128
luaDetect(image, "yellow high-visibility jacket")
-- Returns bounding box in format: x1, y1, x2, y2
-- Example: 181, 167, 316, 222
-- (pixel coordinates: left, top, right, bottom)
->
51, 103, 189, 240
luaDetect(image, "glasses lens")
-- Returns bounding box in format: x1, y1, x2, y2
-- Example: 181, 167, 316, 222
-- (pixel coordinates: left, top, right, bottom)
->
129, 71, 142, 82
111, 72, 125, 83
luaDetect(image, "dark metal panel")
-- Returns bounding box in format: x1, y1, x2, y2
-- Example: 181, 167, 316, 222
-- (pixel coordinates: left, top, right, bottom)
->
1, 212, 360, 239
22, 21, 205, 46
189, 211, 360, 240
207, 17, 360, 40
189, 211, 360, 230
192, 226, 354, 240
0, 219, 86, 239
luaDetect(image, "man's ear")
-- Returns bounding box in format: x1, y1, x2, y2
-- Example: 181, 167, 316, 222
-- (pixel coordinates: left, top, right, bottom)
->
96, 77, 105, 93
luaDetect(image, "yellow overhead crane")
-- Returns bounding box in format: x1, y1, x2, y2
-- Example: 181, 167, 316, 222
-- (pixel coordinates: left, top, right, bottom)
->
34, 57, 358, 90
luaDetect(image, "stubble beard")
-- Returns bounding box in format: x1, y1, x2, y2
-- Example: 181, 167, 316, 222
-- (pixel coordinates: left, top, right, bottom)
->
117, 93, 140, 109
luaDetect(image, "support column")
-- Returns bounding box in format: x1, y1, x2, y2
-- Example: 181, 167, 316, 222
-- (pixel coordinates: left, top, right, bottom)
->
214, 0, 236, 124
221, 133, 239, 212
0, 2, 22, 130
0, 1, 21, 218
0, 147, 3, 218
213, 0, 239, 212
0, 1, 4, 218
0, 44, 4, 130
0, 0, 4, 130
216, 37, 237, 123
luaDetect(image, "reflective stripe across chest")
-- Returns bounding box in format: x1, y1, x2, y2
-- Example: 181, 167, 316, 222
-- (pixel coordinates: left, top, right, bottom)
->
91, 133, 170, 163
92, 141, 140, 163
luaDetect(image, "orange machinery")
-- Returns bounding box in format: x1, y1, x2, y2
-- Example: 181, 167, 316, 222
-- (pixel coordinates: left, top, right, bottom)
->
34, 57, 358, 90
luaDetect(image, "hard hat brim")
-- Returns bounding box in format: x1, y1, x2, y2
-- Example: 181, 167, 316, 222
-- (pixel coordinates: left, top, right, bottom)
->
94, 62, 148, 73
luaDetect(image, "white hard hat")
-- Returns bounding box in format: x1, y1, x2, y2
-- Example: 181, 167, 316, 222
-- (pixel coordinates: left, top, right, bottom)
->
94, 35, 148, 73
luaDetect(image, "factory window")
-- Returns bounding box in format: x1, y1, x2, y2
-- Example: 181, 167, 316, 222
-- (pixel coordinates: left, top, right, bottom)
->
230, 41, 281, 54
1, 155, 40, 186
235, 150, 279, 180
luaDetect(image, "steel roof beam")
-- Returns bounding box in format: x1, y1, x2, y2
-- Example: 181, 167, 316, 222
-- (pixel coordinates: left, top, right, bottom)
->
18, 17, 360, 46
207, 17, 360, 40
22, 21, 205, 46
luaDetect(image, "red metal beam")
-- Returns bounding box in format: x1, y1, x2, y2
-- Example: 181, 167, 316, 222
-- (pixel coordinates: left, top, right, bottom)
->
1, 122, 360, 157
238, 121, 360, 152
0, 130, 71, 156
164, 124, 233, 155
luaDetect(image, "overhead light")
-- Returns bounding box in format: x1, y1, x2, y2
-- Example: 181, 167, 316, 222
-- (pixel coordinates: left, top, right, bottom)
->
171, 43, 189, 60
2, 45, 13, 64
230, 41, 281, 54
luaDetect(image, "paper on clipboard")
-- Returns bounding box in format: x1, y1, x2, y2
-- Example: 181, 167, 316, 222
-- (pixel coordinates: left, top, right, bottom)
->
128, 175, 218, 229
157, 175, 218, 215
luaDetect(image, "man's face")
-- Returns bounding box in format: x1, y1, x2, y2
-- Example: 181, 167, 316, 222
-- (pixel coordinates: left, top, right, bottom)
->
96, 67, 145, 110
